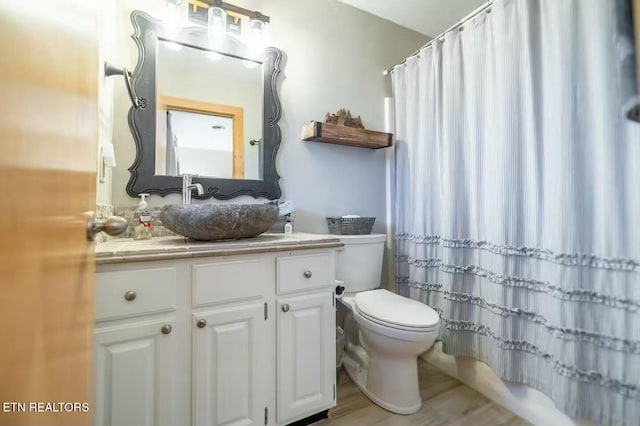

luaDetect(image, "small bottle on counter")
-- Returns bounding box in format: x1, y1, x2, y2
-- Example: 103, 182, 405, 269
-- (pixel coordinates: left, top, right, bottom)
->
284, 214, 293, 236
134, 193, 153, 240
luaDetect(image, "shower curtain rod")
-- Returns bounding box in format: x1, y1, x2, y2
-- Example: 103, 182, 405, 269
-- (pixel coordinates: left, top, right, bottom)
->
383, 0, 494, 76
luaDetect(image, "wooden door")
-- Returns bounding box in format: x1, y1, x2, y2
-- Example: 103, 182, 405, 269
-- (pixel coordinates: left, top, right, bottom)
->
193, 302, 271, 426
94, 318, 179, 426
277, 292, 336, 424
0, 1, 99, 425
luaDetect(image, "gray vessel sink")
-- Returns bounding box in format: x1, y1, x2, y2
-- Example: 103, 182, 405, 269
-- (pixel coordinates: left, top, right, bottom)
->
160, 204, 279, 241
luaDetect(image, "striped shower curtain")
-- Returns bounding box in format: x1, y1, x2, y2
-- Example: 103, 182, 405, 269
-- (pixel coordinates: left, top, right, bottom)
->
392, 0, 639, 424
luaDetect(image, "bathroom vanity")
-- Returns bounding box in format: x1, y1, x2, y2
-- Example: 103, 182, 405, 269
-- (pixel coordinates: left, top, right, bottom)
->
94, 234, 341, 426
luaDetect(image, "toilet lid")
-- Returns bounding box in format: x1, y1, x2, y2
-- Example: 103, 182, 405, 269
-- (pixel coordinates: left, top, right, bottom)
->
355, 289, 440, 330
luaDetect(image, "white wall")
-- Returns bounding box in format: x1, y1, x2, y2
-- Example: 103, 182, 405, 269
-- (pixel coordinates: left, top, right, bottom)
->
96, 0, 118, 205
106, 0, 428, 242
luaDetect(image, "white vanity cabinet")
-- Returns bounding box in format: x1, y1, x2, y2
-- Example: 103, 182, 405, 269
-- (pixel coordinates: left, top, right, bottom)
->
276, 254, 336, 425
277, 293, 335, 424
94, 317, 181, 426
190, 257, 275, 426
93, 264, 188, 426
193, 302, 271, 426
95, 238, 340, 426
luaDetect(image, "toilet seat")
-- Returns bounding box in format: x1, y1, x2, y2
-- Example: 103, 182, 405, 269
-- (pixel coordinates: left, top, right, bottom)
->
356, 308, 439, 332
354, 289, 440, 332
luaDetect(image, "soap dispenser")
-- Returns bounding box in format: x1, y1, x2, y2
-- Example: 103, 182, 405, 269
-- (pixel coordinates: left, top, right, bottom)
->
134, 193, 153, 240
284, 214, 293, 236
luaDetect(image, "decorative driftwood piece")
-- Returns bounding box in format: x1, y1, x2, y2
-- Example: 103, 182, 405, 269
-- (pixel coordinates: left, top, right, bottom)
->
324, 108, 365, 129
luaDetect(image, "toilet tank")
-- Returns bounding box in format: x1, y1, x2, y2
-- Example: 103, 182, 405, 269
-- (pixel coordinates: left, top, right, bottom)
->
335, 234, 386, 292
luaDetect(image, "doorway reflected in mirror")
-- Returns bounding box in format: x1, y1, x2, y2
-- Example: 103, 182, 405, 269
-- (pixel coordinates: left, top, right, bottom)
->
165, 110, 238, 178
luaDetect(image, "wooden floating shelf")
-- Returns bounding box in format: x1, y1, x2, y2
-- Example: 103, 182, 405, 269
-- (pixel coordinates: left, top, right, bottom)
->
301, 121, 394, 149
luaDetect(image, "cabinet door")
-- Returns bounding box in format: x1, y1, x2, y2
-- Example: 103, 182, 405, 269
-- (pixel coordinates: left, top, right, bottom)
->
94, 318, 178, 426
193, 302, 271, 426
278, 292, 336, 424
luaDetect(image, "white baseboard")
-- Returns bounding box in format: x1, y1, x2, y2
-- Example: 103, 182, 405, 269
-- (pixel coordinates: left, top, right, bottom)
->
421, 342, 593, 426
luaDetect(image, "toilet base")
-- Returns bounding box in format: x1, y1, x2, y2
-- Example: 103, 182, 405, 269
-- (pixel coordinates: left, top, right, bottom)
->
342, 346, 422, 415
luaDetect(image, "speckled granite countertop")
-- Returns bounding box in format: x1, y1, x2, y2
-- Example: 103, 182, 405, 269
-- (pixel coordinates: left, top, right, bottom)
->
95, 233, 343, 265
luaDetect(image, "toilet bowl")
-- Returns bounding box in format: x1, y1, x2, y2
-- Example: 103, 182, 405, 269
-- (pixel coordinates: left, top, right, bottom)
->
333, 234, 440, 415
351, 289, 439, 414
341, 289, 439, 414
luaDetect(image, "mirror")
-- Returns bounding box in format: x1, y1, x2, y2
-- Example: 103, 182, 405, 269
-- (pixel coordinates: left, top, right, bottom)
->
156, 39, 262, 180
126, 10, 282, 200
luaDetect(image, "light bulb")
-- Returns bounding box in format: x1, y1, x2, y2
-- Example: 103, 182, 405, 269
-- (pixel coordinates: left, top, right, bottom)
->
247, 18, 266, 59
208, 6, 227, 46
164, 0, 186, 38
249, 18, 264, 35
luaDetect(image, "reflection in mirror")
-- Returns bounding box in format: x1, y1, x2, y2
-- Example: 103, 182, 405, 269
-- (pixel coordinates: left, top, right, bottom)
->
165, 110, 235, 178
155, 39, 262, 180
157, 96, 245, 179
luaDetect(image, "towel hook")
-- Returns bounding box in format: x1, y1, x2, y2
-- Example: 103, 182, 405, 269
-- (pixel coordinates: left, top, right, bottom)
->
104, 62, 146, 109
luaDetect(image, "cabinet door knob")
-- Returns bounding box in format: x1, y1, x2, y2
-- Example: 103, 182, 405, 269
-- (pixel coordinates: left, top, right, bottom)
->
161, 324, 172, 335
124, 291, 137, 301
196, 319, 207, 328
303, 270, 312, 278
282, 304, 290, 312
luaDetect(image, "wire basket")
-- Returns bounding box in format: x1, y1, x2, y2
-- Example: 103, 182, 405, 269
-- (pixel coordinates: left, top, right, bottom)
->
326, 217, 375, 235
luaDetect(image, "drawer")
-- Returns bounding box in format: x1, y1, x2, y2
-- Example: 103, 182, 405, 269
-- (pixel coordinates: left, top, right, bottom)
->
277, 253, 332, 294
193, 259, 270, 307
95, 268, 177, 321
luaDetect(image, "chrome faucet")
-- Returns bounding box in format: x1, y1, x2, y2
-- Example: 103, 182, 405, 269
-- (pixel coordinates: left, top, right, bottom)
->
181, 174, 204, 204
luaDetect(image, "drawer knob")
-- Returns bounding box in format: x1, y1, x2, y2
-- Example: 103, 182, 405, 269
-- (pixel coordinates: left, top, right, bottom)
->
282, 304, 290, 312
124, 291, 137, 301
196, 319, 207, 328
161, 324, 172, 335
303, 270, 313, 278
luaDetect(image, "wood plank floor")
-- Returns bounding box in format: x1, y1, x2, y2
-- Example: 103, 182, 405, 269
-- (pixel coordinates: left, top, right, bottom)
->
316, 360, 531, 426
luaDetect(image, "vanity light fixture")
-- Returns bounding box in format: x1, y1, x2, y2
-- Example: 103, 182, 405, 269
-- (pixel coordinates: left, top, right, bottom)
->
199, 0, 269, 24
198, 0, 269, 51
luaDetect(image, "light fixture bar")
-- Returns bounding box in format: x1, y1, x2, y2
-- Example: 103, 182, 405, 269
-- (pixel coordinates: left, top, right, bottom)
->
198, 0, 269, 23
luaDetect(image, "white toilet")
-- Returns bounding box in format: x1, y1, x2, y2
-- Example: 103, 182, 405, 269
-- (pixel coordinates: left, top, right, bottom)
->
336, 234, 440, 415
